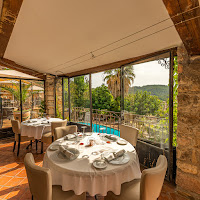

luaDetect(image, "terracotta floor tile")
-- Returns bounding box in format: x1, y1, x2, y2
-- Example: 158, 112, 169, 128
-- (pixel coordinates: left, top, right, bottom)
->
16, 170, 26, 178
4, 169, 22, 177
0, 186, 13, 199
0, 176, 13, 186
5, 177, 24, 187
4, 163, 19, 169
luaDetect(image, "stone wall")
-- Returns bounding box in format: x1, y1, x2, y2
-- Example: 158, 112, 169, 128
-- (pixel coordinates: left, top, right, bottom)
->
55, 77, 63, 118
45, 74, 55, 117
176, 45, 200, 199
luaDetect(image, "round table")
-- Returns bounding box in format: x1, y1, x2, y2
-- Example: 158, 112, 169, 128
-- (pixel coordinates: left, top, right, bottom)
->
43, 133, 141, 196
21, 118, 63, 139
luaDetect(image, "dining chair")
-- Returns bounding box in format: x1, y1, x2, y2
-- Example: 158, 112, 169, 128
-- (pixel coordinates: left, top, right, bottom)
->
119, 124, 139, 147
24, 153, 86, 200
41, 120, 67, 153
11, 120, 34, 156
105, 155, 168, 200
54, 125, 78, 140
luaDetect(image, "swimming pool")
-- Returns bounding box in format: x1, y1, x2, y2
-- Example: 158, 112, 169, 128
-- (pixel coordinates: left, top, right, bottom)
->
80, 122, 120, 136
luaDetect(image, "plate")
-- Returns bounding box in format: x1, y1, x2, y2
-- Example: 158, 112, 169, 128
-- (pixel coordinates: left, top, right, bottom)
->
49, 145, 59, 151
85, 132, 92, 136
93, 159, 107, 169
102, 135, 118, 142
117, 139, 128, 145
57, 147, 80, 161
109, 153, 130, 165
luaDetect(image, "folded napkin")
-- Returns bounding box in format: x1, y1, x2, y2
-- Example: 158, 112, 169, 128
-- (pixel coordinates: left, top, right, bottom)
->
105, 135, 116, 141
64, 134, 76, 140
104, 149, 126, 162
59, 145, 74, 159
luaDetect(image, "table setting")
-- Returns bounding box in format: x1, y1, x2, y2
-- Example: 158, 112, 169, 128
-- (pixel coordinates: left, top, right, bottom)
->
43, 132, 141, 196
21, 117, 63, 139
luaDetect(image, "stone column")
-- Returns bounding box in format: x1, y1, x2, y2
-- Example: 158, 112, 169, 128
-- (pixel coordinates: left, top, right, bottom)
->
176, 44, 200, 199
45, 74, 55, 117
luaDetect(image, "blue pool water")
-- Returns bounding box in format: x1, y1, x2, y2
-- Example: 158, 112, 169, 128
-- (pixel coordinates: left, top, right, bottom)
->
80, 122, 120, 136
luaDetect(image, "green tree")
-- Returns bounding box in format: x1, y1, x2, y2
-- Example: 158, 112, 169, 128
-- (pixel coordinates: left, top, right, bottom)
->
92, 84, 113, 110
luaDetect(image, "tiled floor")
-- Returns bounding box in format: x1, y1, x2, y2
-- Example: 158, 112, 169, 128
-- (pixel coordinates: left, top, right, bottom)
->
0, 137, 188, 200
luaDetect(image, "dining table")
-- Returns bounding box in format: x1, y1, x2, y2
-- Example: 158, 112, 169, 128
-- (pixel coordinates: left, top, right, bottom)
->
43, 132, 141, 196
21, 118, 63, 139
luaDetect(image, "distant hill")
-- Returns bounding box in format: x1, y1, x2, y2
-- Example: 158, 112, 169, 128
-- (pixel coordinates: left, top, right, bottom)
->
128, 85, 169, 101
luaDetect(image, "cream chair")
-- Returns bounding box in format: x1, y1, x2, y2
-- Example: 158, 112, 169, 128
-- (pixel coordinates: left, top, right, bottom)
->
41, 120, 67, 153
54, 125, 78, 140
105, 155, 168, 200
24, 153, 86, 200
119, 124, 139, 147
11, 120, 34, 156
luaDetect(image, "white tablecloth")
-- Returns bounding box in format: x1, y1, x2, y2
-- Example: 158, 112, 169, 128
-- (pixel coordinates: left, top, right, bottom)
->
43, 133, 141, 196
21, 118, 63, 139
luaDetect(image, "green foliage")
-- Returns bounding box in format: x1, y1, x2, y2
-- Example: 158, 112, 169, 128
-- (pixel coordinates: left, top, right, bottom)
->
70, 76, 89, 108
39, 100, 45, 116
125, 91, 163, 116
129, 85, 169, 101
92, 84, 113, 110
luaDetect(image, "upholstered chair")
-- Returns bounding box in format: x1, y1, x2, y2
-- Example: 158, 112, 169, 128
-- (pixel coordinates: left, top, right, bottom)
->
11, 120, 34, 156
54, 125, 78, 140
105, 155, 168, 200
41, 120, 67, 153
119, 124, 139, 147
24, 153, 86, 200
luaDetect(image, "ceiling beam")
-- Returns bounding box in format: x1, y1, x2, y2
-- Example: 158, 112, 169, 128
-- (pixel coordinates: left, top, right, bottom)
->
0, 58, 45, 79
61, 48, 176, 77
163, 0, 200, 55
0, 0, 23, 58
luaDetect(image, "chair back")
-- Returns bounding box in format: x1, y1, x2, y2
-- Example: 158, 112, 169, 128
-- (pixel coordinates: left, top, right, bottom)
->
51, 119, 67, 137
119, 124, 139, 146
55, 125, 78, 140
11, 120, 21, 134
24, 153, 52, 200
140, 155, 168, 200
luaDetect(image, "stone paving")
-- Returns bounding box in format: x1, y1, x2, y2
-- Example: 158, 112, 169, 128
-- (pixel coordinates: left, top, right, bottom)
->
0, 137, 188, 200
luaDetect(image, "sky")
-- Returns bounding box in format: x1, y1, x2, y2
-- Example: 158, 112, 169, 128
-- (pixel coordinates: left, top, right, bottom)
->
91, 60, 169, 88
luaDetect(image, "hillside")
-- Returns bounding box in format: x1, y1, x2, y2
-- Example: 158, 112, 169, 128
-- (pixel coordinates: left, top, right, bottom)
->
128, 85, 169, 101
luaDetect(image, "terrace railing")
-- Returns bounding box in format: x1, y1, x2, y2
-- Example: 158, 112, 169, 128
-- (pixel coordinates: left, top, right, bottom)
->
70, 107, 169, 146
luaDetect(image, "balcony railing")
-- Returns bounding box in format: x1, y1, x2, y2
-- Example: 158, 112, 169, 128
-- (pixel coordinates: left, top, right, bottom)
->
70, 107, 169, 146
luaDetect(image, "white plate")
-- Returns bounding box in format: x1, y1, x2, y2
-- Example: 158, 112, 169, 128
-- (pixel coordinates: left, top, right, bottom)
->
102, 135, 118, 142
57, 147, 80, 161
93, 159, 107, 169
85, 132, 92, 136
109, 153, 130, 165
117, 139, 128, 145
49, 145, 59, 151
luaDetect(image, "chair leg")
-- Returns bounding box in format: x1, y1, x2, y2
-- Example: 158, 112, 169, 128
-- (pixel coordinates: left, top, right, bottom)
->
32, 195, 33, 200
35, 139, 38, 152
52, 136, 54, 143
17, 136, 21, 156
41, 142, 43, 154
13, 141, 16, 152
30, 140, 32, 149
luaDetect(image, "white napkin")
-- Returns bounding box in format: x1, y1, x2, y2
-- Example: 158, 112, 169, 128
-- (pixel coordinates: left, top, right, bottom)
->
59, 145, 74, 159
104, 149, 126, 162
64, 134, 76, 140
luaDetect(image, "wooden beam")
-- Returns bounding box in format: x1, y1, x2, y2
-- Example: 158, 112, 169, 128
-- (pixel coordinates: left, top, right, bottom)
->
163, 0, 200, 55
61, 48, 176, 77
0, 58, 45, 79
0, 0, 23, 58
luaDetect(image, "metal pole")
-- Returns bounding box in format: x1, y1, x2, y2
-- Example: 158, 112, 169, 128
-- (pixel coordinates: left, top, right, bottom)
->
89, 74, 92, 132
62, 77, 65, 120
54, 77, 57, 117
20, 80, 22, 122
68, 78, 71, 121
169, 50, 174, 182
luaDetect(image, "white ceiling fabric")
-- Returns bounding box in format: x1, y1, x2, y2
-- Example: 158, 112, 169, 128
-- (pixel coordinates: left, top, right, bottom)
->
4, 0, 182, 75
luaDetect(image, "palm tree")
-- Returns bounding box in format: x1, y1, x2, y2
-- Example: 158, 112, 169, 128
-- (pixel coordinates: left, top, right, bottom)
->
104, 65, 135, 98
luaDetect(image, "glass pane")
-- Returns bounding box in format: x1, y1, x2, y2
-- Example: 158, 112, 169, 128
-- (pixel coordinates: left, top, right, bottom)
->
63, 78, 69, 120
55, 78, 63, 118
123, 56, 170, 149
70, 75, 90, 128
22, 80, 44, 120
91, 69, 121, 135
0, 79, 21, 127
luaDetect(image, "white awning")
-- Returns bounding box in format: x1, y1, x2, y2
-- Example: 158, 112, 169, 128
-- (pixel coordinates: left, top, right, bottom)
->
0, 70, 39, 79
4, 0, 182, 75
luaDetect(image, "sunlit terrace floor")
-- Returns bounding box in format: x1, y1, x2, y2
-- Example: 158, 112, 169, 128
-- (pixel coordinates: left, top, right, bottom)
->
0, 137, 188, 200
